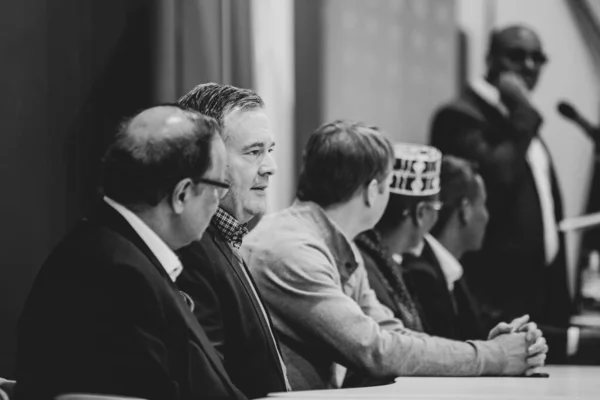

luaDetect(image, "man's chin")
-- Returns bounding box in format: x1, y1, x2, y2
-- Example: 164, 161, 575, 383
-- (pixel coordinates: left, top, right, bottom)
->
520, 74, 538, 91
247, 200, 267, 218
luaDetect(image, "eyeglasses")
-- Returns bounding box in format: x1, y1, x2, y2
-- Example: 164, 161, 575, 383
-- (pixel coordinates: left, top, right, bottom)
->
197, 178, 230, 199
503, 48, 548, 65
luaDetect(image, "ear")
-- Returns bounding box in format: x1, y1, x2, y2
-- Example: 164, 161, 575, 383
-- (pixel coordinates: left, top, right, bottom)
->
415, 202, 428, 227
458, 198, 472, 226
364, 179, 378, 207
171, 178, 194, 215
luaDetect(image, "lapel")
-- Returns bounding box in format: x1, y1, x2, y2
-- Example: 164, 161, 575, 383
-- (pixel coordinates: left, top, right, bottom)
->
420, 242, 458, 316
207, 225, 288, 383
537, 139, 564, 222
91, 202, 239, 395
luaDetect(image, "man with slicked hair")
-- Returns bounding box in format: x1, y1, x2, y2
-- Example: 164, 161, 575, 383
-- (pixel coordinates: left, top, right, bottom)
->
15, 105, 246, 400
431, 25, 600, 363
176, 83, 288, 398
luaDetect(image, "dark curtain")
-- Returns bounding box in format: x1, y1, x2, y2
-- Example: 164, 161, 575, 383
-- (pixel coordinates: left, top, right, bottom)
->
0, 0, 253, 378
154, 0, 255, 102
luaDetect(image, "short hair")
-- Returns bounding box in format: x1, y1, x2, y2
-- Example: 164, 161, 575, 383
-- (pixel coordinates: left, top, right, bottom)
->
375, 192, 437, 234
430, 155, 481, 236
102, 105, 221, 207
296, 120, 394, 208
487, 24, 538, 58
177, 82, 264, 127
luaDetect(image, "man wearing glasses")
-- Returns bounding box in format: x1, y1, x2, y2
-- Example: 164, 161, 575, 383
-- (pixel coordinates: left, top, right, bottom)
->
15, 105, 247, 399
175, 83, 289, 398
355, 143, 446, 337
430, 25, 577, 362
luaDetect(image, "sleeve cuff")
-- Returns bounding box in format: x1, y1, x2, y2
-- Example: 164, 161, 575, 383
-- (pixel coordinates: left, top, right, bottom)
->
567, 326, 580, 357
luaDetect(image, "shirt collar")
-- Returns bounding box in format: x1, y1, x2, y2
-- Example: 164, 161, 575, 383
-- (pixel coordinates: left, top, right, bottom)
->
424, 234, 463, 291
406, 239, 425, 258
211, 207, 249, 249
104, 197, 182, 282
470, 78, 509, 117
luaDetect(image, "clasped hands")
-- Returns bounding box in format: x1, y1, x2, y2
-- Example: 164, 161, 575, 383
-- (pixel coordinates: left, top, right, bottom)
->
488, 314, 548, 376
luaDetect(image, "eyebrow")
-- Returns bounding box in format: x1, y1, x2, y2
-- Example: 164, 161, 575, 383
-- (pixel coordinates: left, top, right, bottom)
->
242, 141, 276, 152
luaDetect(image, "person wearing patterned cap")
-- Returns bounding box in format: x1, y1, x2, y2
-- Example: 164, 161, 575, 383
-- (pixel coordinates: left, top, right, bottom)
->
243, 121, 548, 392
175, 83, 290, 399
400, 155, 491, 342
355, 143, 444, 337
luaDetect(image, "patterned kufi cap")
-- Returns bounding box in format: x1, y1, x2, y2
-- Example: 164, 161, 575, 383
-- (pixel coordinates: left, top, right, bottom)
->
389, 143, 441, 196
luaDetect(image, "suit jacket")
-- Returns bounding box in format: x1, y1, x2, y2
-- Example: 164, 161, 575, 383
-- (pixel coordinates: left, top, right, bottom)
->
430, 87, 572, 361
15, 203, 246, 400
176, 224, 288, 398
402, 242, 486, 341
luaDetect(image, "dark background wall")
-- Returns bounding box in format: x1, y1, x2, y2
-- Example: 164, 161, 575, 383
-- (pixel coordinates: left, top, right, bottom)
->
0, 0, 154, 377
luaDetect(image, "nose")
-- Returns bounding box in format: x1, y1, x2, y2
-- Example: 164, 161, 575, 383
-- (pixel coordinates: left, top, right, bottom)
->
523, 56, 537, 71
259, 151, 277, 176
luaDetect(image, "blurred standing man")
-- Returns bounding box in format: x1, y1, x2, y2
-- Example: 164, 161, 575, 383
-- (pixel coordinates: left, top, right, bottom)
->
15, 105, 246, 399
430, 25, 580, 362
176, 83, 289, 398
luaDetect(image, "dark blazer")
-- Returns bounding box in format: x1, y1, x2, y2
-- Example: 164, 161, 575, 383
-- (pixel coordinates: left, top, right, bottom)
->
431, 87, 572, 361
402, 241, 487, 341
15, 203, 246, 400
176, 224, 288, 399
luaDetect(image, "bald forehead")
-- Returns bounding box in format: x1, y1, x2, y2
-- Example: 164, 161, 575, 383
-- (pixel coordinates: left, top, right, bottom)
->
495, 26, 543, 51
128, 105, 194, 141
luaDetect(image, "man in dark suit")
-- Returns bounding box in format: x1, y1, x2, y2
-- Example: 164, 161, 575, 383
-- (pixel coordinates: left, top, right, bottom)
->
176, 83, 289, 398
430, 25, 578, 363
15, 105, 246, 399
403, 156, 489, 342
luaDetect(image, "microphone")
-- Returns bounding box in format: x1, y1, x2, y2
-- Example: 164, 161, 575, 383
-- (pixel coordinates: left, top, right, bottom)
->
557, 101, 600, 146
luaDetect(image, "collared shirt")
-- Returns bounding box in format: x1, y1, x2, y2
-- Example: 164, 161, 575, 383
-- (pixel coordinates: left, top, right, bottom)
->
104, 196, 182, 282
211, 207, 249, 249
470, 78, 559, 265
424, 234, 464, 291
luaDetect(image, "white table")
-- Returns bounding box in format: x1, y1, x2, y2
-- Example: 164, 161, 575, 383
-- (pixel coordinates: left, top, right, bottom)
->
264, 366, 600, 399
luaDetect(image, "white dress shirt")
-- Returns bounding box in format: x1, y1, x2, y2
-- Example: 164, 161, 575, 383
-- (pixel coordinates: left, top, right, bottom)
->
471, 79, 559, 265
104, 196, 183, 282
424, 234, 464, 291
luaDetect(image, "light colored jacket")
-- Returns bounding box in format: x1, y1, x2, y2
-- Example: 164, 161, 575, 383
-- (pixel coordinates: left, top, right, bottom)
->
242, 201, 508, 391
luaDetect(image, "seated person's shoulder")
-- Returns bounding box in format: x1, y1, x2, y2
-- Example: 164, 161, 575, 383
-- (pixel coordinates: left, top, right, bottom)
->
433, 95, 483, 123
177, 231, 218, 271
245, 219, 335, 276
402, 257, 439, 280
